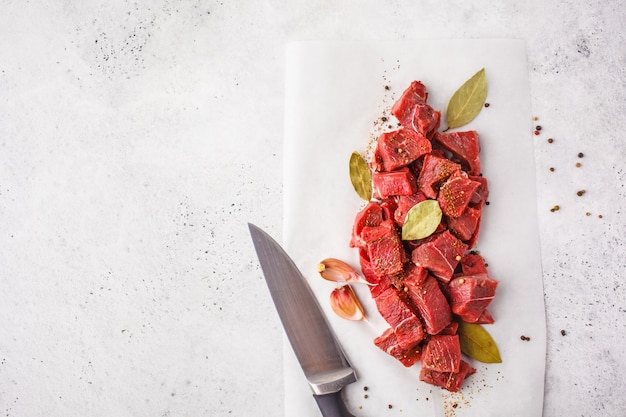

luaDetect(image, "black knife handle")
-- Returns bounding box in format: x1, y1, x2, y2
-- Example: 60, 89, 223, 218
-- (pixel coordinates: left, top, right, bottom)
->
313, 390, 355, 417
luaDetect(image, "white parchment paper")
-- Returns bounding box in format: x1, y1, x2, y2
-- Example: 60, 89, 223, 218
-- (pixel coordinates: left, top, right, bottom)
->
282, 40, 545, 417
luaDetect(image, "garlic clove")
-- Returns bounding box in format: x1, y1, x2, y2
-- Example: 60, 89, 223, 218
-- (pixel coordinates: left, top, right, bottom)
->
318, 258, 368, 284
329, 285, 365, 321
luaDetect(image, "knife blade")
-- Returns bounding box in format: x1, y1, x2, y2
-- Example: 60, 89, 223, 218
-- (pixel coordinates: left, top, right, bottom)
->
248, 223, 357, 417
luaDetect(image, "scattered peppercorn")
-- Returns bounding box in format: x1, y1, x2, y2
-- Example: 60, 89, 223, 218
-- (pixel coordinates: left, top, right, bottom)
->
549, 167, 555, 172
381, 116, 388, 122
364, 394, 369, 399
388, 404, 393, 409
598, 214, 603, 219
484, 102, 490, 107
578, 152, 584, 158
363, 386, 368, 391
536, 125, 542, 131
534, 130, 540, 135
561, 329, 567, 336
586, 212, 591, 216
576, 162, 581, 168
520, 335, 531, 341
550, 205, 560, 212
485, 201, 490, 205
533, 116, 538, 121
576, 190, 586, 196
547, 138, 554, 143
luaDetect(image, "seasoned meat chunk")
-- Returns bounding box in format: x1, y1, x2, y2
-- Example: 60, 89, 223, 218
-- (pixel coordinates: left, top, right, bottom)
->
448, 273, 498, 322
421, 335, 461, 373
411, 230, 467, 282
374, 286, 424, 350
391, 81, 441, 137
373, 129, 432, 172
372, 167, 418, 199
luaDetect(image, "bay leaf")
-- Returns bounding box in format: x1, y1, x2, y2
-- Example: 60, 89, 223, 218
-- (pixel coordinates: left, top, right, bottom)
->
446, 68, 487, 129
349, 151, 372, 201
401, 199, 442, 240
457, 320, 502, 363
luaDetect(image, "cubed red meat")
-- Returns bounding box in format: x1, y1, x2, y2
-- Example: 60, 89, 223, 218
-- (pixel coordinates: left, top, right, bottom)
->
434, 131, 481, 176
394, 192, 427, 226
380, 197, 398, 221
368, 273, 393, 298
358, 249, 381, 286
438, 321, 459, 335
438, 171, 481, 218
421, 335, 461, 373
349, 202, 384, 249
372, 167, 418, 200
446, 205, 482, 243
469, 175, 489, 205
374, 286, 424, 350
411, 230, 467, 282
448, 273, 499, 322
417, 154, 462, 199
419, 359, 476, 392
362, 220, 406, 276
460, 252, 488, 275
469, 308, 495, 324
402, 265, 452, 335
391, 81, 441, 137
373, 129, 432, 172
373, 328, 422, 367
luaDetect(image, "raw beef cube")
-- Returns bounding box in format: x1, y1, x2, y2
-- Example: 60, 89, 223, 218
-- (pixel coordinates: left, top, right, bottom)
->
438, 171, 481, 218
372, 167, 418, 199
374, 328, 422, 367
469, 175, 489, 205
434, 131, 481, 176
469, 308, 495, 324
438, 321, 459, 335
374, 287, 424, 350
358, 249, 382, 286
394, 192, 427, 226
373, 129, 432, 172
362, 220, 406, 276
417, 154, 462, 199
350, 201, 384, 248
368, 273, 393, 298
391, 81, 441, 137
419, 359, 476, 392
447, 205, 482, 243
380, 197, 398, 221
421, 335, 461, 373
411, 230, 467, 282
448, 273, 498, 322
403, 265, 452, 335
460, 252, 488, 275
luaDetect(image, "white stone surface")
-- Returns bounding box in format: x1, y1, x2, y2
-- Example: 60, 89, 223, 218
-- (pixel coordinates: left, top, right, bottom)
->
0, 1, 624, 416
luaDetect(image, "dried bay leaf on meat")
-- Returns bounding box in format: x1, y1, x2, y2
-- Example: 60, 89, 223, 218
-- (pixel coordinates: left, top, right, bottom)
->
458, 320, 502, 363
401, 199, 442, 240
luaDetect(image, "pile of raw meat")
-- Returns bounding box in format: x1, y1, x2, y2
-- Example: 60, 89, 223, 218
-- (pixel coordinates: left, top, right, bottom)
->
350, 81, 498, 392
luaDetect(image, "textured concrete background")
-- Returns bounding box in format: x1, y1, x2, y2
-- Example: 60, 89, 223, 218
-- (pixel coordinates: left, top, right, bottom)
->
0, 1, 624, 416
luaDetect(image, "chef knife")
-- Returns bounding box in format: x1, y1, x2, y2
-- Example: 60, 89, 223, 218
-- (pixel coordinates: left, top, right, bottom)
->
248, 223, 357, 417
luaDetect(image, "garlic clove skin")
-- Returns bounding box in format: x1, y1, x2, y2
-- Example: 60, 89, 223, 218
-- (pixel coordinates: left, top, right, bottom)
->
329, 285, 365, 321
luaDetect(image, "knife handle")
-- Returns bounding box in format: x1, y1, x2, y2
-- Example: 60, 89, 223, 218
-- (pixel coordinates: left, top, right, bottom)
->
313, 390, 355, 417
